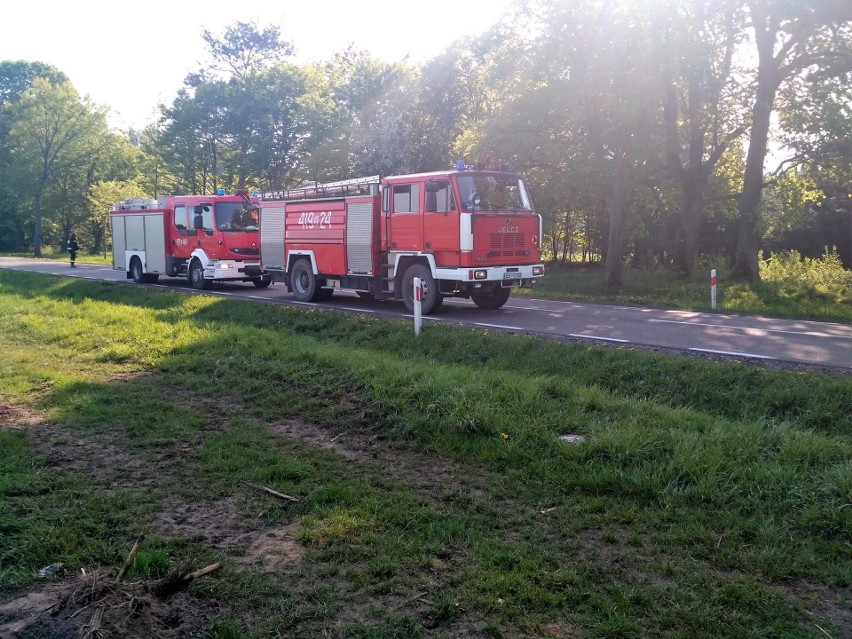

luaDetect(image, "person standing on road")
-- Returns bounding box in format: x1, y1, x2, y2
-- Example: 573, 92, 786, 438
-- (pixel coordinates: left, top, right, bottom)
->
68, 232, 79, 268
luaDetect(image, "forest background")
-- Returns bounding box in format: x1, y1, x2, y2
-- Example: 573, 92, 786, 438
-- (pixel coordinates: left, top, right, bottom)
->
0, 0, 850, 288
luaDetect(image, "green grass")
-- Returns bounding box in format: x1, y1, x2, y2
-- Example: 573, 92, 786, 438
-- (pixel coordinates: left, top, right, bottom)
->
0, 270, 849, 638
0, 250, 113, 265
520, 251, 852, 323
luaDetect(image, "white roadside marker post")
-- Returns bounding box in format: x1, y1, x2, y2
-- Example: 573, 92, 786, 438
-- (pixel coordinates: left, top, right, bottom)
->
710, 269, 717, 310
413, 276, 423, 336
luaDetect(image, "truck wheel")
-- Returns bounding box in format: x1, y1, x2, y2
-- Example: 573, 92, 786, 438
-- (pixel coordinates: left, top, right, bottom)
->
472, 287, 511, 309
315, 288, 334, 301
402, 263, 442, 315
189, 260, 212, 290
130, 257, 145, 284
252, 274, 272, 288
291, 259, 318, 301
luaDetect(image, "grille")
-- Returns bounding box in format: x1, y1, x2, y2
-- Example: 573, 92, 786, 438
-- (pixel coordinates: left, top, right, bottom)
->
489, 233, 527, 256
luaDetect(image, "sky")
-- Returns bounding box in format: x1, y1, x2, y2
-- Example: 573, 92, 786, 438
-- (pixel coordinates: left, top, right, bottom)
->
2, 0, 515, 130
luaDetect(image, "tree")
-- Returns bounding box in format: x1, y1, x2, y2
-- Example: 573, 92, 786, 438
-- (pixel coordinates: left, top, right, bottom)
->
732, 0, 852, 280
5, 79, 109, 256
201, 21, 294, 79
662, 0, 750, 274
0, 60, 67, 104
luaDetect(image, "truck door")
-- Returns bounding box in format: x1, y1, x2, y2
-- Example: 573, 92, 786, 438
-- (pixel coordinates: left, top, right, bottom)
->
422, 178, 460, 267
387, 183, 422, 252
192, 203, 220, 259
170, 205, 194, 259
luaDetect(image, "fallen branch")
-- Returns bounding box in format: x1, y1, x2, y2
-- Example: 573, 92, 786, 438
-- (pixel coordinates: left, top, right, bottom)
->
148, 563, 222, 598
81, 605, 103, 639
243, 481, 300, 503
117, 535, 145, 581
184, 562, 222, 583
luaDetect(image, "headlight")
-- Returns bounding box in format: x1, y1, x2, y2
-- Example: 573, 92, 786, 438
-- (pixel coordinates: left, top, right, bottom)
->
474, 269, 488, 280
532, 265, 545, 276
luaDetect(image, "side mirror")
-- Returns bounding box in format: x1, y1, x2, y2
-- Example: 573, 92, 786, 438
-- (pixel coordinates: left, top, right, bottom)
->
193, 214, 204, 230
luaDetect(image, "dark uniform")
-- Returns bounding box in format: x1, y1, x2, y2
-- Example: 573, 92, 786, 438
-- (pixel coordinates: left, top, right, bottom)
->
68, 233, 79, 267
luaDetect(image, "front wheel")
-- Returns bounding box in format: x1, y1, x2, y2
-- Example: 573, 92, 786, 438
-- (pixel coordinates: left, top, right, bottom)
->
471, 286, 511, 310
401, 263, 442, 314
189, 260, 212, 290
290, 259, 319, 301
252, 274, 273, 288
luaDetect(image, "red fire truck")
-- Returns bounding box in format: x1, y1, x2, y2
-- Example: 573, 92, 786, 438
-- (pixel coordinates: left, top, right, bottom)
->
110, 190, 271, 289
259, 166, 544, 313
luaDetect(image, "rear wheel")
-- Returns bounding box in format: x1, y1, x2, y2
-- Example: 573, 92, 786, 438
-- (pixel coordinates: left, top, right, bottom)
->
291, 259, 319, 301
130, 257, 145, 284
471, 286, 511, 309
189, 260, 212, 290
315, 288, 334, 301
401, 263, 442, 315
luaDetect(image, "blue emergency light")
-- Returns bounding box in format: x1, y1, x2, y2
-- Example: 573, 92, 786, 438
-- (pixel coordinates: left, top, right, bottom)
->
217, 188, 226, 196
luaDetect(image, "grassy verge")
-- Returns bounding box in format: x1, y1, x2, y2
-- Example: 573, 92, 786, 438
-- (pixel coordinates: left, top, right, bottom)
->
0, 250, 113, 265
0, 270, 849, 638
519, 252, 852, 323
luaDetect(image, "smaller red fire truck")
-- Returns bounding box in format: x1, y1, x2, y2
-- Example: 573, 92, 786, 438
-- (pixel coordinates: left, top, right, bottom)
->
259, 165, 544, 313
110, 190, 271, 289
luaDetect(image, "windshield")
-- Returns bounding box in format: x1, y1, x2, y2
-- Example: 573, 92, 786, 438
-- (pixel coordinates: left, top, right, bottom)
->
456, 174, 532, 212
216, 202, 259, 232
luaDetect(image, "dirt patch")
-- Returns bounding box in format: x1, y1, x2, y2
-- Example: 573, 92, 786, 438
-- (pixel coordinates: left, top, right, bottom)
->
33, 424, 162, 491
0, 404, 40, 430
267, 419, 367, 461
0, 570, 227, 639
234, 523, 302, 573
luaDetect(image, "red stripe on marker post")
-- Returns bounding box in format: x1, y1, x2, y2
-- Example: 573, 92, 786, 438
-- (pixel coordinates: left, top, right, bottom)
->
710, 268, 717, 310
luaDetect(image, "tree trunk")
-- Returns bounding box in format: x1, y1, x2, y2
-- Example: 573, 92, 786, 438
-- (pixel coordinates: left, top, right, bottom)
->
674, 194, 703, 274
604, 150, 629, 288
32, 190, 43, 257
733, 3, 781, 281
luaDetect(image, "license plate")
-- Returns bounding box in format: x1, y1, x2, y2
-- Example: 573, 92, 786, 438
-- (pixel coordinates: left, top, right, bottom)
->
503, 272, 519, 280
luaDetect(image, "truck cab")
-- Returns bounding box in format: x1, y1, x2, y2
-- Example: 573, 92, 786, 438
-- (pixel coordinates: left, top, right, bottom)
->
111, 190, 271, 289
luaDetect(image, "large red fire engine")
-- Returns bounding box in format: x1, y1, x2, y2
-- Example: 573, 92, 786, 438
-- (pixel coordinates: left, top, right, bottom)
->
259, 166, 544, 313
110, 190, 271, 289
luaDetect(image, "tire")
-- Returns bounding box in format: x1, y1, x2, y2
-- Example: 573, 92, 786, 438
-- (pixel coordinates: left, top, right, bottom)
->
189, 260, 212, 290
471, 286, 511, 309
290, 259, 318, 301
252, 274, 272, 288
130, 257, 145, 284
401, 263, 442, 315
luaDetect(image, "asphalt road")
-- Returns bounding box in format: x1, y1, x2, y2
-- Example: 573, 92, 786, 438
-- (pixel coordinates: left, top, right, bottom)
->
2, 257, 850, 371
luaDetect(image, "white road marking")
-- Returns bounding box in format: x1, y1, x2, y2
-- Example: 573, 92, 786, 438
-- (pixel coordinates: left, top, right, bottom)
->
648, 318, 847, 339
688, 348, 776, 360
569, 334, 628, 343
474, 322, 523, 330
338, 307, 377, 313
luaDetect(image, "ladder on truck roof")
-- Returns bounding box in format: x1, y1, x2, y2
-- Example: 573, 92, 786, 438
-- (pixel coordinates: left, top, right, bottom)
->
261, 175, 380, 202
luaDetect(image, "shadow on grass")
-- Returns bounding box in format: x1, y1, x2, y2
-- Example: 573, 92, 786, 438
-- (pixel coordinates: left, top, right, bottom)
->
2, 270, 850, 437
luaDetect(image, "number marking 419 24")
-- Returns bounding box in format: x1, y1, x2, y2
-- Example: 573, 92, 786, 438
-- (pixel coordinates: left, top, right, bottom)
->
297, 211, 332, 229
